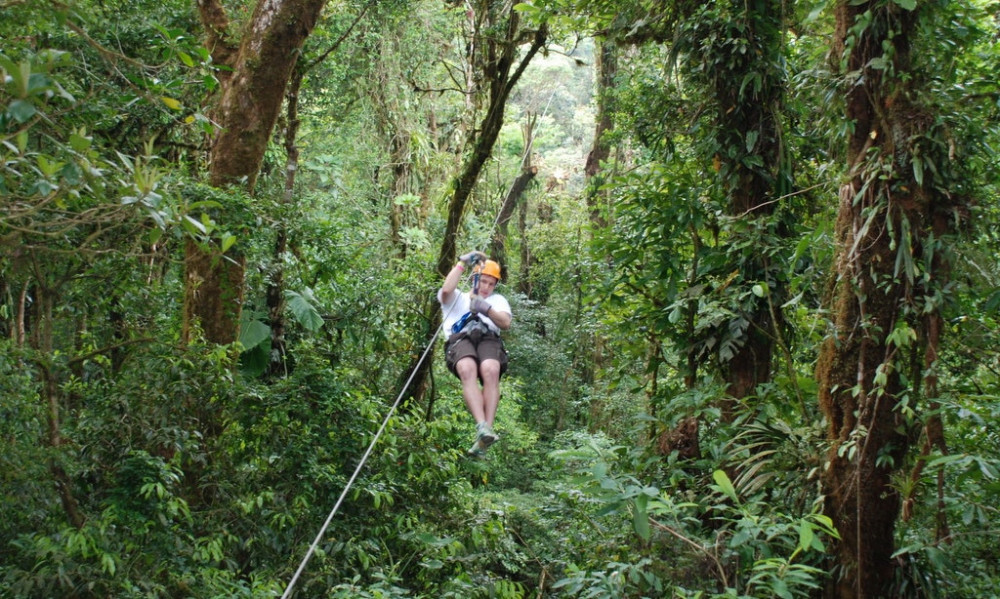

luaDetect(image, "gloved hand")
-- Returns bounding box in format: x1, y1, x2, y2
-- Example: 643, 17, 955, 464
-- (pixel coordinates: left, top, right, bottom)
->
459, 250, 486, 265
470, 297, 491, 316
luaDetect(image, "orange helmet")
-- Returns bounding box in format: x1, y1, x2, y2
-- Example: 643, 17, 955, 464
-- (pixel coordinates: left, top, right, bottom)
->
476, 259, 501, 280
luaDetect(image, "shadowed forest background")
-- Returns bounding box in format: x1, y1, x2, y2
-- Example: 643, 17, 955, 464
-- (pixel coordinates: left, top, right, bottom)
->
2, 0, 999, 597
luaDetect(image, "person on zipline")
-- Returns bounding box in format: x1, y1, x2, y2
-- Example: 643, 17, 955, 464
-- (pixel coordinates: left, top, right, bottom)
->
438, 251, 512, 458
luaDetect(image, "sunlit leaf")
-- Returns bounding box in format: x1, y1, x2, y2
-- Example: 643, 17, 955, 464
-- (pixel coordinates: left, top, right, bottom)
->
160, 96, 182, 110
713, 469, 739, 503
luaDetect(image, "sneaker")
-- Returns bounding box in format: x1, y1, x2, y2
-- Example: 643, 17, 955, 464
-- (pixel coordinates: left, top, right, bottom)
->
477, 422, 500, 449
467, 436, 487, 458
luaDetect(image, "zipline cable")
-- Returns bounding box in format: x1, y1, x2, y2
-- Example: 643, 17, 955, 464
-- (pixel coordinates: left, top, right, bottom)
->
282, 139, 534, 598
280, 314, 445, 599
280, 263, 481, 599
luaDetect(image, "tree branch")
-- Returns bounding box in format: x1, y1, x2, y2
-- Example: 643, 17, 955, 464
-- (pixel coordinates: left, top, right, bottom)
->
196, 0, 238, 70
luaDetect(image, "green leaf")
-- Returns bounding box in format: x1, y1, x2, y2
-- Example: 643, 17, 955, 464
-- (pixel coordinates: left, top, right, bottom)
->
887, 320, 916, 349
182, 214, 207, 235
27, 72, 51, 95
285, 289, 324, 332
7, 99, 36, 123
393, 193, 421, 206
0, 55, 22, 93
798, 520, 815, 553
148, 227, 164, 245
36, 154, 63, 177
976, 456, 998, 479
892, 0, 917, 9
69, 129, 92, 152
100, 553, 116, 576
911, 155, 924, 186
633, 494, 650, 541
239, 319, 271, 351
187, 200, 223, 210
220, 233, 236, 253
982, 288, 1000, 312
781, 291, 803, 308
712, 469, 739, 503
239, 341, 270, 378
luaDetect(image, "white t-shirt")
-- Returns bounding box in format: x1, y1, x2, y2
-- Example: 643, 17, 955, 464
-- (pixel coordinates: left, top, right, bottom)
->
437, 288, 511, 340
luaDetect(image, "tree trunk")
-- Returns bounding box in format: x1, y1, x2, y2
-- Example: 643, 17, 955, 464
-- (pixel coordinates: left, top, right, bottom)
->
31, 284, 85, 528
816, 3, 954, 596
517, 189, 533, 297
817, 179, 912, 599
584, 38, 617, 228
0, 275, 9, 340
387, 131, 413, 258
490, 118, 538, 276
710, 0, 786, 418
265, 66, 306, 379
16, 280, 30, 346
489, 165, 536, 276
185, 0, 328, 345
369, 45, 415, 258
579, 39, 617, 386
901, 196, 955, 541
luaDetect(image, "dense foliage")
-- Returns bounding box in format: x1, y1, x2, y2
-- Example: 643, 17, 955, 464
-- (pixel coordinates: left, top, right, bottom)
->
2, 0, 998, 597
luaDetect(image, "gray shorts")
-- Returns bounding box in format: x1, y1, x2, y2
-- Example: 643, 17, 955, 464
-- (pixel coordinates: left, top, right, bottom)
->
444, 330, 509, 378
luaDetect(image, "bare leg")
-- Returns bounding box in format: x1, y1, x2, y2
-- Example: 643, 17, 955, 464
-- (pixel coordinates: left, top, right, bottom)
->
479, 358, 501, 426
455, 357, 486, 423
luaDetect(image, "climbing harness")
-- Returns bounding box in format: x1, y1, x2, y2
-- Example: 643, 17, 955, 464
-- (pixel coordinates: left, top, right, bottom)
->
450, 254, 483, 335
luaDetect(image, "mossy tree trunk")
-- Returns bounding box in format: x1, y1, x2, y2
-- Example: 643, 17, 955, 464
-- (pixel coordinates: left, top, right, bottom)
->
705, 0, 788, 418
185, 0, 328, 345
816, 3, 964, 596
578, 38, 617, 391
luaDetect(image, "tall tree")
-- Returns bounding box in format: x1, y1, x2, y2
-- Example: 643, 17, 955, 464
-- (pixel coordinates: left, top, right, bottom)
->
0, 37, 168, 529
583, 37, 617, 228
434, 6, 548, 277
674, 0, 791, 417
185, 0, 329, 345
593, 0, 792, 426
816, 2, 969, 596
